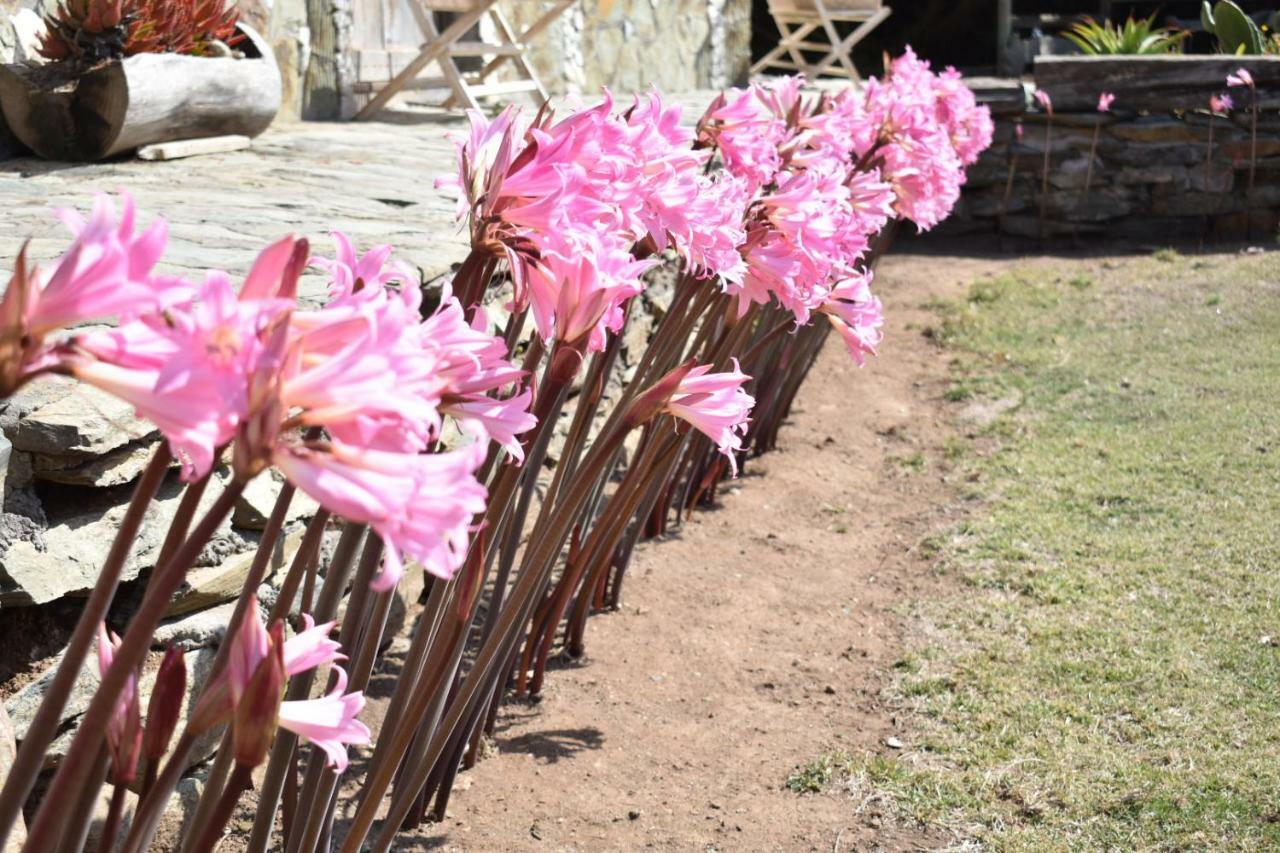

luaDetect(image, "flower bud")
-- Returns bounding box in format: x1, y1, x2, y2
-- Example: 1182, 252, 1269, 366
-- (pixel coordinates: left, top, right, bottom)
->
624, 359, 697, 429
143, 644, 187, 763
232, 623, 285, 768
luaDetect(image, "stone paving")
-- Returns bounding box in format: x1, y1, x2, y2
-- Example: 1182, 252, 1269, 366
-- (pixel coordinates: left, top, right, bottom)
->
0, 113, 476, 304
0, 93, 720, 295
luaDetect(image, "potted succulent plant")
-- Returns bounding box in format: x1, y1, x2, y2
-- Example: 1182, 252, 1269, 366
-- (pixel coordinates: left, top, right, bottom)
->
0, 0, 280, 161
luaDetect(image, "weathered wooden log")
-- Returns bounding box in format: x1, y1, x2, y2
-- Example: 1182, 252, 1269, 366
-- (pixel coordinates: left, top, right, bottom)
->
1034, 55, 1280, 114
0, 24, 280, 162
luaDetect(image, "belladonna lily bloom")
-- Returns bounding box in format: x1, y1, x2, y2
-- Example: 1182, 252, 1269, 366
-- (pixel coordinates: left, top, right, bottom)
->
25, 193, 176, 336
1097, 92, 1115, 113
1033, 88, 1053, 114
189, 596, 370, 771
71, 273, 295, 480
666, 361, 755, 475
820, 272, 884, 366
272, 439, 489, 591
1210, 93, 1234, 114
0, 194, 181, 394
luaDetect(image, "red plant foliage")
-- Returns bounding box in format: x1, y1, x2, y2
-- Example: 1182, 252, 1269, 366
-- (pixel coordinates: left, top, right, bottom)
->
38, 0, 243, 65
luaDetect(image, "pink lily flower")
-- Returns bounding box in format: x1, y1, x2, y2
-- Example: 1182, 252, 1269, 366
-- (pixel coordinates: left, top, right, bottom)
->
1033, 88, 1053, 115
820, 272, 884, 366
1097, 92, 1115, 113
664, 360, 755, 475
1210, 93, 1234, 114
190, 596, 369, 771
526, 237, 654, 357
0, 194, 184, 394
72, 271, 294, 480
272, 439, 488, 590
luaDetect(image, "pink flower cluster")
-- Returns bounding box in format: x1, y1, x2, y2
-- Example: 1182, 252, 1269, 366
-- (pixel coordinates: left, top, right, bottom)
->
442, 91, 749, 355
2, 196, 530, 593
693, 51, 990, 361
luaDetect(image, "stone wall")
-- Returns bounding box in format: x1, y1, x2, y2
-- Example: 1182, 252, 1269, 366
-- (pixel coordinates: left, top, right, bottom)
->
505, 0, 752, 97
949, 105, 1280, 242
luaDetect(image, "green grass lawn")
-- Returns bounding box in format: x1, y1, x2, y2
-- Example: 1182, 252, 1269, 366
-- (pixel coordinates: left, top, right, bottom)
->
799, 250, 1280, 850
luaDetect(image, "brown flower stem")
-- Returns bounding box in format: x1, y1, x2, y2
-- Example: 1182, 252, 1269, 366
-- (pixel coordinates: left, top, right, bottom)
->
1039, 115, 1053, 241
120, 731, 195, 853
177, 483, 298, 853
94, 779, 128, 853
24, 479, 245, 853
0, 444, 171, 850
1249, 89, 1257, 193
1084, 119, 1100, 197
341, 419, 635, 853
131, 505, 335, 853
56, 744, 108, 853
268, 508, 333, 624
154, 461, 213, 569
280, 533, 380, 849
529, 430, 680, 693
1206, 114, 1215, 190
287, 537, 387, 853
998, 151, 1020, 236
189, 762, 253, 853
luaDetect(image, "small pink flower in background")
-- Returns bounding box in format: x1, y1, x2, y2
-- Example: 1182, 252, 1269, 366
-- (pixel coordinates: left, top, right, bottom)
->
664, 360, 755, 474
97, 623, 143, 784
1210, 93, 1234, 114
190, 596, 369, 771
1033, 89, 1053, 115
820, 272, 884, 366
1227, 68, 1254, 88
1015, 122, 1025, 143
1097, 92, 1115, 113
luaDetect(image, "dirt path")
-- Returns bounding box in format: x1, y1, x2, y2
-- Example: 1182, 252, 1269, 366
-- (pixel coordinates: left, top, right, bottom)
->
408, 254, 993, 851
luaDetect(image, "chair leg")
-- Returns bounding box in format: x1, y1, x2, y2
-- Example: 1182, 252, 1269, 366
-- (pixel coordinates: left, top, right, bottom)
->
749, 18, 821, 77
354, 0, 495, 120
410, 5, 481, 110
442, 4, 549, 109
808, 6, 892, 81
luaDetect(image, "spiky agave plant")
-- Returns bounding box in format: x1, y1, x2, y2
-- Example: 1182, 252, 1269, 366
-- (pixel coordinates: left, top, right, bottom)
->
1064, 13, 1188, 55
38, 0, 242, 66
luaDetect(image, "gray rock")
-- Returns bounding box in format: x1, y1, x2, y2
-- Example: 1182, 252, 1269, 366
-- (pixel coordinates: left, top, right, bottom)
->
0, 471, 233, 606
152, 600, 237, 650
31, 439, 166, 487
166, 526, 304, 618
8, 383, 155, 458
3, 650, 98, 769
233, 471, 319, 530
18, 644, 221, 772
0, 433, 10, 504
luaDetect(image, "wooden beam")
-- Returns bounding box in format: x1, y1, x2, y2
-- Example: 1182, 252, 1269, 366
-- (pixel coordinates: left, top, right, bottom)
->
1034, 55, 1280, 113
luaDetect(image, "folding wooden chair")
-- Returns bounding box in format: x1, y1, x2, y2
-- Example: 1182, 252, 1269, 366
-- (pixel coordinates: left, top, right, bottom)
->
354, 0, 575, 120
751, 0, 892, 83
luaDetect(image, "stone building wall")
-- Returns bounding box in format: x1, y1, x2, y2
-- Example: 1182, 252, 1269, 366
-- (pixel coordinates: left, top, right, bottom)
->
504, 0, 753, 96
949, 107, 1280, 242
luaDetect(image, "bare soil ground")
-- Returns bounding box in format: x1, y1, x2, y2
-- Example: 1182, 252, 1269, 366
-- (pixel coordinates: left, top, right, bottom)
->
389, 253, 995, 852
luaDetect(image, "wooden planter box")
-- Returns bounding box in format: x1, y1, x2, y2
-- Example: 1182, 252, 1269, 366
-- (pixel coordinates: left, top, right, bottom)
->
0, 24, 280, 162
1034, 55, 1280, 114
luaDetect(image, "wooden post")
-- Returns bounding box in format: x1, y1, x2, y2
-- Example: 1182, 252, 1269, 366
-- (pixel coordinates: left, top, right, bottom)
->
997, 0, 1011, 74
